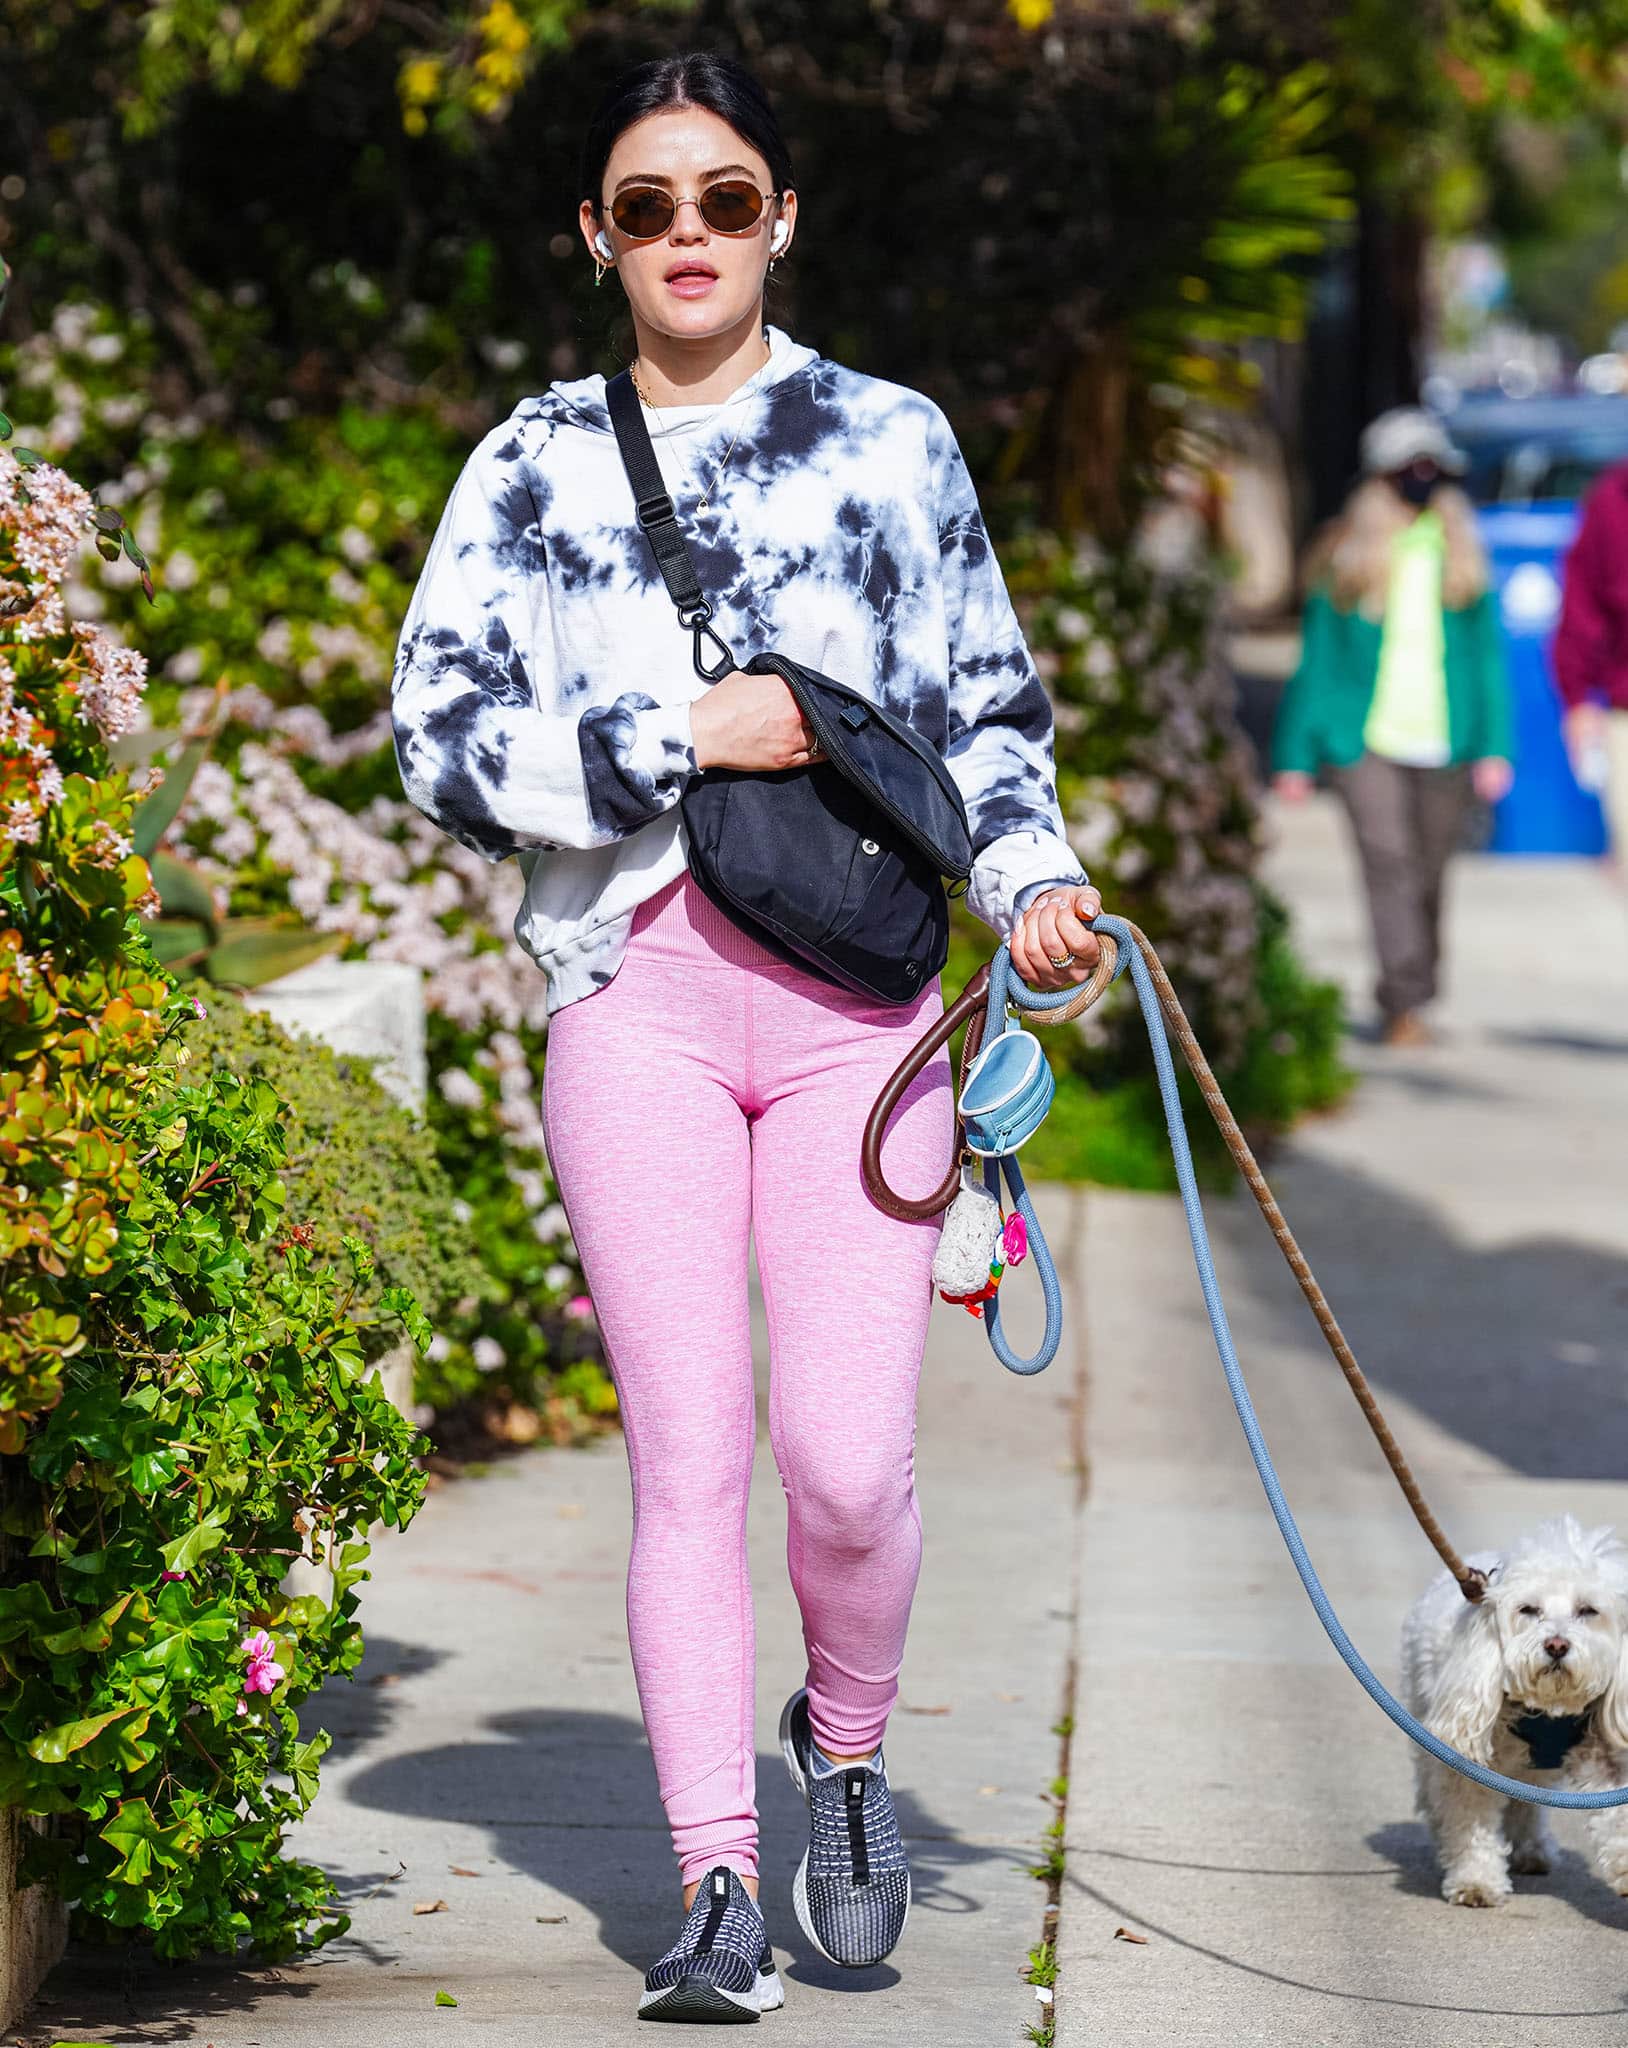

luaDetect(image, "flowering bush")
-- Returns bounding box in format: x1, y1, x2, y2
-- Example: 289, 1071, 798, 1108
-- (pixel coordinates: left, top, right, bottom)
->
0, 407, 428, 1958
0, 296, 607, 1439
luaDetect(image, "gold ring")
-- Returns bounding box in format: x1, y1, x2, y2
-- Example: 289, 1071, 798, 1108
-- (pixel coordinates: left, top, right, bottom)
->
1048, 952, 1074, 969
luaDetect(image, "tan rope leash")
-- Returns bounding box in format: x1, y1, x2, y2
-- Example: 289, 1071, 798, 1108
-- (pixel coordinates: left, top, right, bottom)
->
862, 920, 1488, 1605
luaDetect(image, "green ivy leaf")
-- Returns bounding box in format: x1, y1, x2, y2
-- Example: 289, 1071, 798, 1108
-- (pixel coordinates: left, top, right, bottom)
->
129, 1586, 234, 1680
0, 1582, 62, 1643
28, 1703, 141, 1764
285, 1733, 328, 1807
40, 1591, 136, 1657
157, 1517, 228, 1576
131, 1446, 183, 1494
99, 1797, 196, 1885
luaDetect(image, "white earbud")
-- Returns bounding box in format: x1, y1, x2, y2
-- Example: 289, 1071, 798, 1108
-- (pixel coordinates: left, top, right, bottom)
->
594, 230, 613, 261
769, 222, 790, 256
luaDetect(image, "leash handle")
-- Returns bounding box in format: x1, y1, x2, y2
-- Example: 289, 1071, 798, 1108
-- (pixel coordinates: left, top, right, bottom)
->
860, 932, 1119, 1223
860, 963, 989, 1222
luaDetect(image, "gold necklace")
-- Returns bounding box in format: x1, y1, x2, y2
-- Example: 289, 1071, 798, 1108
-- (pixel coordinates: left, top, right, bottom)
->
630, 359, 752, 512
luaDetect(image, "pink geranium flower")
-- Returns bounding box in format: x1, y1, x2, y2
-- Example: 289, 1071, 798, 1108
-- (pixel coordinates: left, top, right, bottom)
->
241, 1629, 287, 1696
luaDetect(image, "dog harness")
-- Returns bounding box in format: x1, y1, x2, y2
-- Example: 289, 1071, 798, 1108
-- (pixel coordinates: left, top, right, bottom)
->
1509, 1708, 1594, 1771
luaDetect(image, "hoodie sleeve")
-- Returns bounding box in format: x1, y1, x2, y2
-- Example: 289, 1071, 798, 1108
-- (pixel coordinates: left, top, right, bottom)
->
1553, 480, 1615, 713
929, 409, 1088, 935
391, 422, 699, 862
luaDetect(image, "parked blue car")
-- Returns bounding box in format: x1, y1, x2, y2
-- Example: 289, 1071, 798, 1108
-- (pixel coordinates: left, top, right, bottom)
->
1439, 392, 1628, 854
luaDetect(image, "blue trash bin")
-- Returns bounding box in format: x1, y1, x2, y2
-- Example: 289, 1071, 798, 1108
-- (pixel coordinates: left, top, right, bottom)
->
1478, 502, 1608, 856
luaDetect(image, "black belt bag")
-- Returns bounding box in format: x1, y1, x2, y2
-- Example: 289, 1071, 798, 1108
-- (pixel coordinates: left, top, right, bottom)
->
606, 369, 973, 1006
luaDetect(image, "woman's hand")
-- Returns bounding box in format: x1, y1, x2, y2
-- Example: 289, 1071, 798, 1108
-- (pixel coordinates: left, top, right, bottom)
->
1472, 756, 1514, 805
1274, 771, 1314, 804
689, 673, 823, 773
1009, 884, 1104, 992
1564, 701, 1607, 778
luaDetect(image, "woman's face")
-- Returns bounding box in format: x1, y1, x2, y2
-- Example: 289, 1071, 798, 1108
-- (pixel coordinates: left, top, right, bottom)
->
580, 107, 794, 347
1388, 457, 1443, 510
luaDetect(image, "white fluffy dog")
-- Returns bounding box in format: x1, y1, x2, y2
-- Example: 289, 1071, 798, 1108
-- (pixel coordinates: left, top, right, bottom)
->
1401, 1515, 1628, 1907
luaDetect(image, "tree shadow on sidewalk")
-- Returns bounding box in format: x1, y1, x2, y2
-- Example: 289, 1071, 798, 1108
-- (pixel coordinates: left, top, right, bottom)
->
1208, 1144, 1628, 1480
338, 1698, 1018, 1991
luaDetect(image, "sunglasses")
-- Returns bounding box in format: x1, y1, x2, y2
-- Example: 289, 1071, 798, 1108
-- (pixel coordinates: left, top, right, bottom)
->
608, 179, 778, 242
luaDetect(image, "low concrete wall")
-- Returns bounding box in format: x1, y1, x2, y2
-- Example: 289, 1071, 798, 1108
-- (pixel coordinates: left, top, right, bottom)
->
243, 958, 427, 1118
0, 1800, 67, 2032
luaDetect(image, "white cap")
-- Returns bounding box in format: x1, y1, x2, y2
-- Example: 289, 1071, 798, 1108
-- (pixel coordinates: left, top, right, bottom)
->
1359, 406, 1467, 477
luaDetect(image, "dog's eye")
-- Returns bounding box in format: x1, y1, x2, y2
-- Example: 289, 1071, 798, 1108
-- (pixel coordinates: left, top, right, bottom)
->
1518, 1604, 1541, 1617
1578, 1604, 1600, 1619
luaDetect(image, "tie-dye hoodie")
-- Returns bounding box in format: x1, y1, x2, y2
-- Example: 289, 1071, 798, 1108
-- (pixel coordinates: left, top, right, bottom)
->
391, 325, 1087, 1014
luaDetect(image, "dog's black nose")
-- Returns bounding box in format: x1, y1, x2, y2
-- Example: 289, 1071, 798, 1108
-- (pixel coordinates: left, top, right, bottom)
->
1544, 1635, 1571, 1661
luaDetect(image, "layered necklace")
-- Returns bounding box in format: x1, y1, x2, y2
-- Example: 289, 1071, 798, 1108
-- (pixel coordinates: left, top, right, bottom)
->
629, 356, 759, 513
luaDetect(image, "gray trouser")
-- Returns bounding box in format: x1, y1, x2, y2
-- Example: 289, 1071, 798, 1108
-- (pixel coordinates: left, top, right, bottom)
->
1330, 751, 1473, 1019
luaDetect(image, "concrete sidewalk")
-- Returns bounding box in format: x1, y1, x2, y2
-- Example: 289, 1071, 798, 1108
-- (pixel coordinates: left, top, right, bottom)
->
1059, 796, 1628, 2046
23, 1206, 1081, 2042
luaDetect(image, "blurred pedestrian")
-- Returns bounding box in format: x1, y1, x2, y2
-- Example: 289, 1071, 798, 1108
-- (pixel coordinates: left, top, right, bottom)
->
1273, 408, 1514, 1046
1552, 455, 1628, 868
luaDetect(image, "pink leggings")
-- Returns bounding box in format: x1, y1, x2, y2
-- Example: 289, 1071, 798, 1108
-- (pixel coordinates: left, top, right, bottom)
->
542, 873, 953, 1886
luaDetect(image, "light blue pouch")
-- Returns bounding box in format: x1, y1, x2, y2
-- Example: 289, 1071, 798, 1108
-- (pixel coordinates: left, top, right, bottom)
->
959, 1017, 1054, 1156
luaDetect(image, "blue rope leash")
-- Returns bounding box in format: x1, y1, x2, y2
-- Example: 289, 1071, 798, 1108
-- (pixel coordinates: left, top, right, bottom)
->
988, 913, 1628, 1809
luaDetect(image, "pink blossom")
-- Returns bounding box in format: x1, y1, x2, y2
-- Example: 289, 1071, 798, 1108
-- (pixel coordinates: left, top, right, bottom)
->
190, 994, 208, 1019
159, 1569, 186, 1584
70, 621, 149, 740
565, 1295, 594, 1321
241, 1629, 287, 1696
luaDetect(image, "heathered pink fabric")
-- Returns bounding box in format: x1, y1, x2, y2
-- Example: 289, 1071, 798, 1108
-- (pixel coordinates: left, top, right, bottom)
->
542, 872, 954, 1885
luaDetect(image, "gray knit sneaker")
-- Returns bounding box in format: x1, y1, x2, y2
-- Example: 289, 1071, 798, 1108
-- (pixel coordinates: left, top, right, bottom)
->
638, 1864, 784, 2023
778, 1687, 910, 1968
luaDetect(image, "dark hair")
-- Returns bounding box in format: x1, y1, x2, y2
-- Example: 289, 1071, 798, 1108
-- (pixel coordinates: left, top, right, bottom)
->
578, 52, 795, 213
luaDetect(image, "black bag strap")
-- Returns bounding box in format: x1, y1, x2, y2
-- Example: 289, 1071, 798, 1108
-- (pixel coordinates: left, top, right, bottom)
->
606, 369, 737, 681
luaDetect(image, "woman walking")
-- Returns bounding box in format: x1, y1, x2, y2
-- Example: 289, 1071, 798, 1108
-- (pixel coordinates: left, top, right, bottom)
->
1273, 408, 1514, 1046
392, 51, 1099, 2022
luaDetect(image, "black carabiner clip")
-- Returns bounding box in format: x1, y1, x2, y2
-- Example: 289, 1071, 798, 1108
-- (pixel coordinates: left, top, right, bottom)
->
681, 600, 737, 682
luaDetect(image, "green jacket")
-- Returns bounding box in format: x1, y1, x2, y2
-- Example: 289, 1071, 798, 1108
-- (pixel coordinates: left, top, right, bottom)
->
1272, 585, 1515, 775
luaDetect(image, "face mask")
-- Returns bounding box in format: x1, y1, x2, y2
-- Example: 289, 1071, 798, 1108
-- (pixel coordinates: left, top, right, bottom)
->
1394, 467, 1440, 509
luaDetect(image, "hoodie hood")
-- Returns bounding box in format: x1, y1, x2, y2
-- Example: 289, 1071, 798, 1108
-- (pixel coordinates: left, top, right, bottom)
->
538, 324, 819, 438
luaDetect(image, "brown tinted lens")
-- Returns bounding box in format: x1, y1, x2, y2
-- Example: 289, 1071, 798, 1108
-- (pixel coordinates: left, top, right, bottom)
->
609, 188, 675, 240
699, 181, 765, 234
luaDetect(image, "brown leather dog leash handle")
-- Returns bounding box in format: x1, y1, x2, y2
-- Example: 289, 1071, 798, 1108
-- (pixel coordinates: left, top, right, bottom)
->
861, 936, 1120, 1222
861, 963, 990, 1221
